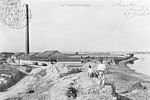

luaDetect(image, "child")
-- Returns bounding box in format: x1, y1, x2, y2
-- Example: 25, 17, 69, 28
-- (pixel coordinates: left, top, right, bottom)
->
88, 65, 93, 78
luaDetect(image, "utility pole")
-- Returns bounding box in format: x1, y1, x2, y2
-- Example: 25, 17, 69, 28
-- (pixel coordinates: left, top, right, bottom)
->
25, 4, 30, 54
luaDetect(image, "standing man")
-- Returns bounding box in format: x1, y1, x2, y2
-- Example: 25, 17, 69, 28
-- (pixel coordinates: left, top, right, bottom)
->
97, 59, 107, 87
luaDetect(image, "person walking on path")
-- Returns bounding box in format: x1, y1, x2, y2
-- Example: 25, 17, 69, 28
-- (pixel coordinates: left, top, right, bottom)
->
97, 60, 107, 87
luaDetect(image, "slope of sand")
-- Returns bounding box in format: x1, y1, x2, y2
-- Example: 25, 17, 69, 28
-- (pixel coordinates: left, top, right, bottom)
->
0, 62, 150, 100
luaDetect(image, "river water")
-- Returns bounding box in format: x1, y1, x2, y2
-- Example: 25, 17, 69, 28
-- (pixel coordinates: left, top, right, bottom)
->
128, 54, 150, 76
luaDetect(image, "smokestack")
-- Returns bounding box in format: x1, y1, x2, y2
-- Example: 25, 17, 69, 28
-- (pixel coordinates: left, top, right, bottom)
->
25, 4, 30, 54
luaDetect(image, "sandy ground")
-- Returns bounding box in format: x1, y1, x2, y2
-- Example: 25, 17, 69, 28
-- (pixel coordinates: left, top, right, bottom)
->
0, 61, 150, 100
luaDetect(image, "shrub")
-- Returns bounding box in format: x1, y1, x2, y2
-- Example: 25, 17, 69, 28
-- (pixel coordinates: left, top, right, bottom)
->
41, 63, 47, 66
33, 62, 38, 65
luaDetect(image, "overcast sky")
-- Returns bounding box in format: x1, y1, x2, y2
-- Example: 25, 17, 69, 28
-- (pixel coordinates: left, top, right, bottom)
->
0, 0, 150, 52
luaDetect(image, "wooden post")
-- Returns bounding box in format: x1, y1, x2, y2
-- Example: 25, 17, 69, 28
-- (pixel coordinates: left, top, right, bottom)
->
25, 4, 29, 54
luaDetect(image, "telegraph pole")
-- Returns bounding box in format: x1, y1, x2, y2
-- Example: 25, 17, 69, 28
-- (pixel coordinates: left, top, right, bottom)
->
25, 4, 30, 54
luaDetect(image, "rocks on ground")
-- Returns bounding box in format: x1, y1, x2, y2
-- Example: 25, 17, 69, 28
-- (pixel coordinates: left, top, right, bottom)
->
1, 62, 150, 100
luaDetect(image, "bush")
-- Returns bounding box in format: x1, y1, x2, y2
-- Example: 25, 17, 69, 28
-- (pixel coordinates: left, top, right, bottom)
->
33, 62, 38, 65
41, 63, 47, 66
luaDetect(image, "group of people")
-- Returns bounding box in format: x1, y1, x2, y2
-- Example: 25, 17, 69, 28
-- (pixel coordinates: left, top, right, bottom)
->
88, 60, 107, 87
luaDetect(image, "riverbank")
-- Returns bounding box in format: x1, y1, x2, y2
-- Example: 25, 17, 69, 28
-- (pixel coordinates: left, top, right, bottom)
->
0, 59, 150, 100
127, 54, 150, 76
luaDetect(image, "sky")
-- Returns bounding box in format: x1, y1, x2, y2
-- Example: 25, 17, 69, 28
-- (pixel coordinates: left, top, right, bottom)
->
0, 0, 150, 52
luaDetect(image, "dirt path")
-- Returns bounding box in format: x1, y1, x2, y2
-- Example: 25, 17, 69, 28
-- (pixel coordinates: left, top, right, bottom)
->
0, 63, 150, 100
